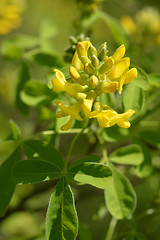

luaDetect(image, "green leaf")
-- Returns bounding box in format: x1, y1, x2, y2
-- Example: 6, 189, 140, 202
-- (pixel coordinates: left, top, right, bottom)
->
13, 159, 62, 184
104, 164, 136, 219
20, 80, 56, 106
148, 73, 160, 87
0, 140, 18, 165
102, 125, 130, 143
134, 140, 153, 178
39, 20, 58, 39
68, 162, 112, 189
68, 155, 101, 169
9, 120, 21, 141
109, 144, 143, 165
122, 82, 145, 120
23, 140, 64, 170
131, 65, 149, 90
1, 34, 38, 59
0, 147, 21, 216
14, 62, 30, 114
139, 130, 160, 148
30, 52, 63, 68
46, 177, 78, 240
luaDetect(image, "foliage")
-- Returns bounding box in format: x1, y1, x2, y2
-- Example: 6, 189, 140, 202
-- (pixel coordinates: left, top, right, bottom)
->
0, 0, 160, 240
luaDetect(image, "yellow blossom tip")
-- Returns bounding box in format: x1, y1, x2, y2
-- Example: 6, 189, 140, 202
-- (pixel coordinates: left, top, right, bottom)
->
81, 99, 93, 116
103, 81, 118, 93
112, 45, 126, 62
125, 68, 138, 84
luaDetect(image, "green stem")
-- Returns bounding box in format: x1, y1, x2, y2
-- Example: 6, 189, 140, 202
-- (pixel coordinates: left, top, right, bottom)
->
105, 217, 117, 240
97, 130, 109, 165
64, 120, 89, 170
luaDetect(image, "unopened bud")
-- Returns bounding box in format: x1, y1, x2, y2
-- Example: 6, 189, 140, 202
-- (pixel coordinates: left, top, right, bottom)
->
98, 57, 114, 74
84, 63, 95, 75
69, 36, 77, 44
91, 55, 99, 68
88, 45, 97, 57
90, 75, 99, 88
98, 42, 107, 61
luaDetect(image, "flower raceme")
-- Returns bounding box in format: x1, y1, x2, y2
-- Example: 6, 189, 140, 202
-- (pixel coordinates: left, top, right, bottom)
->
52, 41, 137, 131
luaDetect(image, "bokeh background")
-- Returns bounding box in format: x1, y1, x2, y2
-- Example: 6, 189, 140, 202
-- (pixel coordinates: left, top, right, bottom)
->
0, 0, 160, 239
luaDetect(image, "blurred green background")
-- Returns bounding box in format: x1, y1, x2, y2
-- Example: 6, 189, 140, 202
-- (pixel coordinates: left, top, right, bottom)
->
0, 0, 160, 239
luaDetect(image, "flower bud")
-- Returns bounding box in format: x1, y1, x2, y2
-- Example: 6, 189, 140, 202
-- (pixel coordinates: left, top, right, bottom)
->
88, 45, 97, 57
98, 57, 114, 74
98, 42, 107, 61
90, 75, 99, 88
84, 63, 95, 75
91, 55, 99, 68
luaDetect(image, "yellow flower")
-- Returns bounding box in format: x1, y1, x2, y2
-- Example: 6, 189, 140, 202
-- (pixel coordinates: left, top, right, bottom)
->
52, 69, 88, 101
87, 108, 135, 128
55, 101, 83, 131
0, 0, 25, 35
52, 41, 136, 131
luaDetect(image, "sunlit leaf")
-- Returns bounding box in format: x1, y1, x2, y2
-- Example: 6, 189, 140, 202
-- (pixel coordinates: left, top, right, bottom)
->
68, 162, 112, 189
109, 144, 143, 165
104, 164, 136, 219
46, 177, 78, 240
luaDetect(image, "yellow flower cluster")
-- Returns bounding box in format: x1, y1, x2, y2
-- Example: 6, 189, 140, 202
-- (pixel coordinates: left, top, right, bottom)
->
52, 41, 137, 131
0, 0, 25, 35
121, 6, 160, 46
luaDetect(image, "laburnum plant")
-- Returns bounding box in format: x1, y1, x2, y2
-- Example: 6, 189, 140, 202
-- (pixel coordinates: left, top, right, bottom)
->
0, 38, 159, 240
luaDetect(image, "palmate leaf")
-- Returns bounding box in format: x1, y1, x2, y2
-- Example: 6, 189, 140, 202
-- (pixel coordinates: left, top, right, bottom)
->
0, 147, 21, 216
23, 140, 64, 170
104, 164, 136, 219
109, 144, 144, 165
46, 177, 78, 240
68, 162, 112, 189
12, 159, 62, 184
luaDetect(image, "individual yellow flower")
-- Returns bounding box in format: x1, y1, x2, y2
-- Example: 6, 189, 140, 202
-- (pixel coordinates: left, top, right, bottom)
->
87, 108, 135, 128
52, 41, 137, 131
0, 0, 25, 35
55, 101, 83, 131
